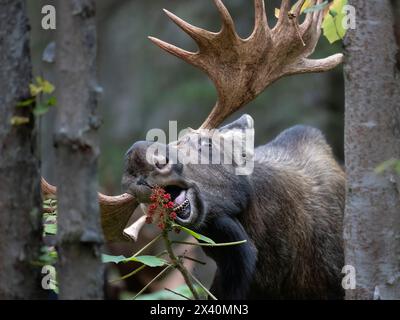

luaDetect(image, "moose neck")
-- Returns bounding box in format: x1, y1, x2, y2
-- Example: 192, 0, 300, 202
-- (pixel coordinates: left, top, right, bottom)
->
199, 215, 257, 300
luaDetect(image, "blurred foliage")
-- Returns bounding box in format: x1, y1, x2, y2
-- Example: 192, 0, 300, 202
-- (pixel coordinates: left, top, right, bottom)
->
27, 0, 344, 195
322, 0, 348, 43
375, 159, 400, 175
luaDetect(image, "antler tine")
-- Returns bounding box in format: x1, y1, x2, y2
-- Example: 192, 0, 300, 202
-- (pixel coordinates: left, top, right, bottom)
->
252, 0, 269, 36
301, 0, 317, 32
277, 0, 291, 25
285, 53, 344, 75
148, 36, 199, 67
163, 9, 213, 47
294, 0, 306, 17
317, 1, 325, 30
213, 0, 237, 37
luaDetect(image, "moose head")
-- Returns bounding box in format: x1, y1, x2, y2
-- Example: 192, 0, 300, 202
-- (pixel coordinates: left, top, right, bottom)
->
122, 114, 255, 229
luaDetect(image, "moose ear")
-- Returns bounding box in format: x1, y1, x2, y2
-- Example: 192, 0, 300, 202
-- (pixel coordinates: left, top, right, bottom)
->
219, 114, 254, 132
218, 114, 255, 175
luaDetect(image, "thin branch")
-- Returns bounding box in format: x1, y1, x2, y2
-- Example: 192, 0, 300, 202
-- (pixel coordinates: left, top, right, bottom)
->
188, 270, 218, 300
131, 233, 162, 257
133, 265, 172, 300
172, 240, 247, 247
164, 287, 192, 300
179, 255, 206, 265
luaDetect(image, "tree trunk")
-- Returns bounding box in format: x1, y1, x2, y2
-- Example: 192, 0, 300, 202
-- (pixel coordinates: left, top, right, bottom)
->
0, 0, 44, 299
344, 0, 400, 299
55, 0, 104, 299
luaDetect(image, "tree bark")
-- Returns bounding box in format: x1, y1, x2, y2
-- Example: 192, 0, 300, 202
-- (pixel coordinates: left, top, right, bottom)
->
55, 0, 104, 299
344, 0, 400, 299
0, 0, 44, 299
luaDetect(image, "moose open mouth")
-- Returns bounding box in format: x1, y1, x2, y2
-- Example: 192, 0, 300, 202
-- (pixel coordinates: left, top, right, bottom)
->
164, 185, 191, 220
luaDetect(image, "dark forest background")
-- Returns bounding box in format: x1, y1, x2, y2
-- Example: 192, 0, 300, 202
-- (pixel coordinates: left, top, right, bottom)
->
27, 0, 344, 196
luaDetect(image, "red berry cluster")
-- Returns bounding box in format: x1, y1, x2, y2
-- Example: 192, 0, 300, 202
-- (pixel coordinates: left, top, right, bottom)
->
147, 186, 177, 230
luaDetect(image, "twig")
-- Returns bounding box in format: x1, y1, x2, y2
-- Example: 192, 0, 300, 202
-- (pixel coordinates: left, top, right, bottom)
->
164, 287, 192, 300
179, 255, 206, 265
112, 264, 146, 284
131, 233, 162, 257
187, 270, 218, 300
171, 240, 247, 247
133, 265, 172, 300
162, 230, 200, 300
289, 13, 306, 47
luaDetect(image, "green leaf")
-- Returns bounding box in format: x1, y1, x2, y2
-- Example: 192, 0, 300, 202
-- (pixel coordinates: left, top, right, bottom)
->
395, 162, 400, 175
172, 223, 215, 244
322, 0, 348, 44
329, 9, 338, 17
33, 103, 50, 116
102, 254, 126, 264
46, 96, 57, 106
130, 255, 168, 267
10, 116, 30, 126
41, 80, 55, 94
38, 246, 58, 265
29, 77, 55, 96
36, 76, 55, 94
16, 97, 36, 108
102, 254, 168, 267
43, 199, 57, 206
375, 159, 400, 174
44, 223, 57, 235
30, 83, 42, 97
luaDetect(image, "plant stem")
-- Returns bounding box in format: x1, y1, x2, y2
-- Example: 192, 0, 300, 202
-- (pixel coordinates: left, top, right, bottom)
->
162, 230, 200, 300
133, 265, 172, 300
164, 288, 192, 300
131, 233, 162, 257
179, 255, 206, 265
172, 239, 247, 247
188, 270, 218, 300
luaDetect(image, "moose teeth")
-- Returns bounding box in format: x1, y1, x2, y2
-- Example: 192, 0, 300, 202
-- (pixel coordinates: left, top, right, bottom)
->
173, 199, 189, 213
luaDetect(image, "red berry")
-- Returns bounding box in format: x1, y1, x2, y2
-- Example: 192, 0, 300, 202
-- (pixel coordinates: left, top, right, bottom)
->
163, 193, 171, 200
167, 201, 174, 209
169, 212, 177, 220
158, 222, 165, 230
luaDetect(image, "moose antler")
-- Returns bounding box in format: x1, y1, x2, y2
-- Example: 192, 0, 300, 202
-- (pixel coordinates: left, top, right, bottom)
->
149, 0, 343, 129
41, 178, 137, 242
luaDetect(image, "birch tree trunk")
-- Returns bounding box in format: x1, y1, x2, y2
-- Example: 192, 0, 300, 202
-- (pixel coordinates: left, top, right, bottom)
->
344, 0, 400, 299
55, 0, 104, 299
0, 0, 44, 299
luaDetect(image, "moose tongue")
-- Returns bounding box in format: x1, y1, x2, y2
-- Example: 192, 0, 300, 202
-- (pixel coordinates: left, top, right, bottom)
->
174, 190, 186, 206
